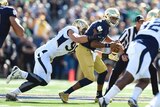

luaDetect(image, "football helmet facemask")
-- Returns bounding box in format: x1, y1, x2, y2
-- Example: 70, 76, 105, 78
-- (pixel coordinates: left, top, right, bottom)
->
0, 0, 8, 6
146, 9, 160, 21
72, 19, 89, 35
104, 8, 120, 27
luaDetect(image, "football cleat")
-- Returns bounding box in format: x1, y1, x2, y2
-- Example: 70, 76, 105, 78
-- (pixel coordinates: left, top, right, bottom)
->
59, 92, 69, 103
6, 66, 21, 84
98, 97, 108, 107
128, 98, 138, 107
6, 93, 18, 101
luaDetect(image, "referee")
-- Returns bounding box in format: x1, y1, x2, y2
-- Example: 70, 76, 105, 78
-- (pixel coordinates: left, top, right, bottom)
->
105, 15, 159, 97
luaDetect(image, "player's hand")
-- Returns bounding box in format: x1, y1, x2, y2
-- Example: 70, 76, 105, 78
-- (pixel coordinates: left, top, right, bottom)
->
110, 41, 124, 53
121, 54, 128, 62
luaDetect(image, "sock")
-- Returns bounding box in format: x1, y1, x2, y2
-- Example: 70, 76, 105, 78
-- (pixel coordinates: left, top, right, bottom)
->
65, 87, 74, 94
10, 88, 22, 96
104, 85, 121, 103
131, 87, 142, 100
20, 70, 28, 79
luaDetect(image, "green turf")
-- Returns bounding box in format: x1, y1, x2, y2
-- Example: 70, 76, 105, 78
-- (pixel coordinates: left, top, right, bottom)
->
0, 79, 157, 107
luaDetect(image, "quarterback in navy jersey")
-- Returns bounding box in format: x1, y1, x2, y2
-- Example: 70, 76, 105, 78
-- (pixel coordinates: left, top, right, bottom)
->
59, 8, 123, 103
0, 0, 24, 48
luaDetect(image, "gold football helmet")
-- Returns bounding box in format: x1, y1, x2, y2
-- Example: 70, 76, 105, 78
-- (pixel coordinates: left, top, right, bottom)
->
104, 8, 120, 27
72, 19, 89, 35
0, 0, 8, 6
146, 9, 160, 21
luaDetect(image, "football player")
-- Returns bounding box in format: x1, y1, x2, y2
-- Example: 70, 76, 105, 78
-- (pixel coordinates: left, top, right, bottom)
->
0, 0, 24, 48
98, 9, 160, 107
59, 8, 123, 103
5, 19, 100, 101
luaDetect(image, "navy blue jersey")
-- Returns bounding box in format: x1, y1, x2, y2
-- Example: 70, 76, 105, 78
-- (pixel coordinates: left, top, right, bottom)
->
0, 6, 17, 48
81, 19, 110, 50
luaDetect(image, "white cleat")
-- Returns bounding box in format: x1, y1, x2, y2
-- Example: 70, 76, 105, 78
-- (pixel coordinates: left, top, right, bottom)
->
128, 98, 138, 107
98, 97, 108, 107
6, 66, 21, 84
6, 93, 18, 101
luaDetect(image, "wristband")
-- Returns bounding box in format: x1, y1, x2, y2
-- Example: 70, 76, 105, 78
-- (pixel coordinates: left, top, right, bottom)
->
102, 53, 109, 60
105, 43, 110, 48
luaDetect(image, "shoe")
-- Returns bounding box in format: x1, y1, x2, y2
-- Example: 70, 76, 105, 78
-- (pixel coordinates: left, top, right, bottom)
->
128, 98, 138, 107
95, 97, 98, 103
6, 66, 21, 84
59, 92, 69, 103
98, 97, 108, 107
6, 93, 18, 101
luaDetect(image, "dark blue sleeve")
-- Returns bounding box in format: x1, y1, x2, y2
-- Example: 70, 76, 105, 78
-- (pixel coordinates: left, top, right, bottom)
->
5, 6, 17, 17
85, 20, 109, 41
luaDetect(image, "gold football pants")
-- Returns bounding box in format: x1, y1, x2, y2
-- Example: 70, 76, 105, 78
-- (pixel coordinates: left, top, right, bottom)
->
75, 44, 107, 81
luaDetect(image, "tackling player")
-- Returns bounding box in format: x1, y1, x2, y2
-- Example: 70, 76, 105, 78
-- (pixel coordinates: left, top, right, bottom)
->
59, 8, 123, 103
5, 19, 100, 101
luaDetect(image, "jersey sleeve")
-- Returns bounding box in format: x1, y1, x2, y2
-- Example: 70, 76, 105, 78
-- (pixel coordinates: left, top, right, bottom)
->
6, 7, 17, 17
67, 26, 79, 34
119, 29, 128, 44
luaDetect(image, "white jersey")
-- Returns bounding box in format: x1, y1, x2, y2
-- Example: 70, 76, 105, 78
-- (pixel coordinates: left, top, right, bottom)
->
138, 18, 160, 48
33, 25, 79, 83
35, 25, 79, 60
126, 18, 160, 80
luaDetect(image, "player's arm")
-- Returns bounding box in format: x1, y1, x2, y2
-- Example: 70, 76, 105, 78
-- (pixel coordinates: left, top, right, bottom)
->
68, 29, 100, 43
9, 16, 24, 37
104, 36, 114, 42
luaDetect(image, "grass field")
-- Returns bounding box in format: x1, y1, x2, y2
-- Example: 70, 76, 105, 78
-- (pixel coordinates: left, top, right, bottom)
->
0, 79, 156, 107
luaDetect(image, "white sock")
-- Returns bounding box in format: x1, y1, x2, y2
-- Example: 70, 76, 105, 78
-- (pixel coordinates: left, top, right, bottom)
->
104, 85, 121, 103
20, 70, 28, 79
131, 87, 142, 101
10, 88, 22, 96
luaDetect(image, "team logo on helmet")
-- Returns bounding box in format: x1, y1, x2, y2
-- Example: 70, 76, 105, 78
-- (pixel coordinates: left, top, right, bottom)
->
72, 19, 89, 35
0, 0, 8, 6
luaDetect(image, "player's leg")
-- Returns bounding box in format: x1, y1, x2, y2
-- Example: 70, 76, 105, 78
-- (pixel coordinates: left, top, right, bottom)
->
99, 43, 151, 107
105, 54, 128, 94
149, 64, 159, 95
59, 44, 94, 103
94, 55, 108, 101
128, 78, 150, 107
6, 50, 52, 101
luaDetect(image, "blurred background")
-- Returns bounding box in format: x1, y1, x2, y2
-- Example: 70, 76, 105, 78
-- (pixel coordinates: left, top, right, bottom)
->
1, 0, 160, 81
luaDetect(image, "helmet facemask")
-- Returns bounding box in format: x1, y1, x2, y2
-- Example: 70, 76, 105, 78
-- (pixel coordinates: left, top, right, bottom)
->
104, 8, 120, 27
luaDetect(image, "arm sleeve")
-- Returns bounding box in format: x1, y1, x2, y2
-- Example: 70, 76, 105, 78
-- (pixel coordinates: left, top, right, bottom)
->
7, 7, 17, 17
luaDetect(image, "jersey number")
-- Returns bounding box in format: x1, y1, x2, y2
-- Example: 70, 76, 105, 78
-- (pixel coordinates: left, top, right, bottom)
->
57, 34, 76, 51
147, 20, 160, 32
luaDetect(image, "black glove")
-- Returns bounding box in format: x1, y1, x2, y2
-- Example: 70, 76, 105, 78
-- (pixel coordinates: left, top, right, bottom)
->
102, 53, 109, 60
